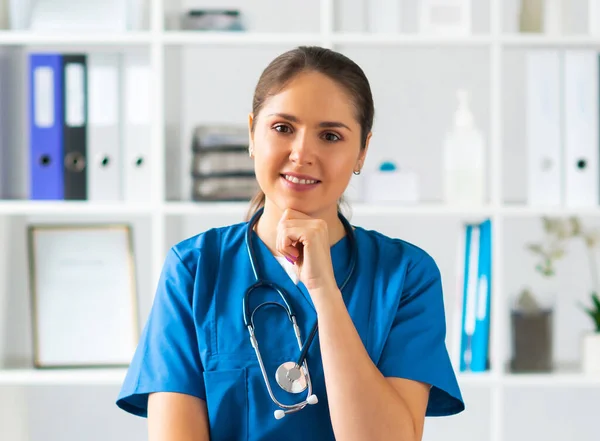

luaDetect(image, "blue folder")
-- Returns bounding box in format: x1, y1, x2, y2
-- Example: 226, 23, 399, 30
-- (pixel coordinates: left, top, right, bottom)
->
29, 53, 64, 200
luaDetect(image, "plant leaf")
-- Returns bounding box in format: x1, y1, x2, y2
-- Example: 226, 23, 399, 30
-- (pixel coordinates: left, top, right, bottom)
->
569, 217, 582, 236
592, 292, 600, 312
551, 248, 565, 259
527, 244, 543, 254
594, 310, 600, 332
585, 230, 600, 248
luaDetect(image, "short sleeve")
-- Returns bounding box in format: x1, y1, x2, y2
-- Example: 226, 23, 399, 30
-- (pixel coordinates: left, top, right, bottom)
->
115, 247, 205, 417
377, 253, 465, 417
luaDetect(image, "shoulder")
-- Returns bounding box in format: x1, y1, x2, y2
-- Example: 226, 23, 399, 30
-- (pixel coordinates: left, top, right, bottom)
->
166, 221, 248, 276
355, 225, 440, 279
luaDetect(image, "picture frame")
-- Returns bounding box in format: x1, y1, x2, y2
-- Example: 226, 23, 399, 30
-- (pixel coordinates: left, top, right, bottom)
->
27, 223, 139, 369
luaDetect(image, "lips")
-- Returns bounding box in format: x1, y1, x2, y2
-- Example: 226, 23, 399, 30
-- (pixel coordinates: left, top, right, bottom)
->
279, 173, 321, 192
280, 173, 321, 185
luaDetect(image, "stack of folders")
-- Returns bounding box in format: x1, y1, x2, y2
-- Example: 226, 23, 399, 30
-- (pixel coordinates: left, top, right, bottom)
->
190, 125, 259, 201
526, 49, 600, 207
452, 219, 492, 373
28, 51, 151, 202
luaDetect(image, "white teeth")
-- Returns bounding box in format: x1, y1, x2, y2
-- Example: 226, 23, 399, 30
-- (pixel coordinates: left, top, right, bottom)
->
284, 175, 317, 185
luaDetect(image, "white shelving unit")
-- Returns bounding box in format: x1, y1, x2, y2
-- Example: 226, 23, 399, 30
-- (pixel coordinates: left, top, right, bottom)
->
1, 1, 599, 441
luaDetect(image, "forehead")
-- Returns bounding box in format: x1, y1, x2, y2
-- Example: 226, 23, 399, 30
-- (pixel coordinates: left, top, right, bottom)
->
261, 71, 357, 123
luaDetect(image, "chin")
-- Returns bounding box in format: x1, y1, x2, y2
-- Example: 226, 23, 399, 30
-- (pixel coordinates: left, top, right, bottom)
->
274, 197, 334, 217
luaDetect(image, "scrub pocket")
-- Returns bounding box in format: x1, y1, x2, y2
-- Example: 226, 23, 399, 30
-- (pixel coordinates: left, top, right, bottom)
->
203, 368, 248, 441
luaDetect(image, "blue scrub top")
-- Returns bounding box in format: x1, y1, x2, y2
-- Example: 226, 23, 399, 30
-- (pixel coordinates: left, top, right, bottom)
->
116, 218, 465, 440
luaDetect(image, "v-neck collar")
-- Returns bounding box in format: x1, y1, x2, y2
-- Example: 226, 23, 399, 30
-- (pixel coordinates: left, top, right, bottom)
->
249, 228, 354, 310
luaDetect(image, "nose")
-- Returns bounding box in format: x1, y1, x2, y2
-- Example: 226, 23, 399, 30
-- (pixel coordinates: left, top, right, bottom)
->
288, 131, 314, 166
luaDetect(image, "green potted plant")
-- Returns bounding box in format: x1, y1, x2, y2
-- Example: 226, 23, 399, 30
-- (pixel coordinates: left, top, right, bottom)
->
511, 217, 569, 372
581, 292, 600, 373
571, 217, 600, 374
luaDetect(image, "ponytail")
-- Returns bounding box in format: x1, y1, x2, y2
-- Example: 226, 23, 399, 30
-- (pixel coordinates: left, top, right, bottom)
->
245, 190, 266, 222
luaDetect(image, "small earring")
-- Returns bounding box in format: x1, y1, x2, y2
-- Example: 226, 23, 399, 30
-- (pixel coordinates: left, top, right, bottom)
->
353, 169, 361, 175
249, 147, 253, 157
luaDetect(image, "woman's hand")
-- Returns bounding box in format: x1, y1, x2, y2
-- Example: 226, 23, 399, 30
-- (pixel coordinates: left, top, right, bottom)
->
276, 208, 337, 293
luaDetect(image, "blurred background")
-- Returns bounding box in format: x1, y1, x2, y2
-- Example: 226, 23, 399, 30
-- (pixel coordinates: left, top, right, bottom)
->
1, 0, 600, 440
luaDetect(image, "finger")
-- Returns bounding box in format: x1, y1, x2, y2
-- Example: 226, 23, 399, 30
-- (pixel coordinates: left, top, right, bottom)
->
277, 226, 304, 262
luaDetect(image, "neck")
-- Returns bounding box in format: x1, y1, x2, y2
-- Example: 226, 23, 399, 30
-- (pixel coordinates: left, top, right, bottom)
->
253, 199, 347, 256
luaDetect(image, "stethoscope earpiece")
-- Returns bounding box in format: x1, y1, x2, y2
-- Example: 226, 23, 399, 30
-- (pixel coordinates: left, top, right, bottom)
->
272, 394, 319, 420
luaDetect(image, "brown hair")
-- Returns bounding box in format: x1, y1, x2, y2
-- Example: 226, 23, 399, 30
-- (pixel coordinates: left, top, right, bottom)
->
245, 46, 375, 221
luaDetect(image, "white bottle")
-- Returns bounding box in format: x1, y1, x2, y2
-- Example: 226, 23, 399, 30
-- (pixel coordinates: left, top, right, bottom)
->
590, 0, 600, 35
544, 0, 567, 35
443, 89, 485, 205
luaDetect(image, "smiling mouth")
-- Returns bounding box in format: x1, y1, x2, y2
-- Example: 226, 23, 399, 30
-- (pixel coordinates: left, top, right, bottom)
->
281, 174, 321, 185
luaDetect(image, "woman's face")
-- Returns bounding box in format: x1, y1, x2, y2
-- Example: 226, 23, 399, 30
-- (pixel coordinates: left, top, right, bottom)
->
249, 71, 370, 217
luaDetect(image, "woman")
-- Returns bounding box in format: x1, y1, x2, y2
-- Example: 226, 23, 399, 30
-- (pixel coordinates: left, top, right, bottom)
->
116, 46, 464, 441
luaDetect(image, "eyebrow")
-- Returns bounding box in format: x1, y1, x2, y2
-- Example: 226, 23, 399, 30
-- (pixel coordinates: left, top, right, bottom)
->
268, 112, 352, 131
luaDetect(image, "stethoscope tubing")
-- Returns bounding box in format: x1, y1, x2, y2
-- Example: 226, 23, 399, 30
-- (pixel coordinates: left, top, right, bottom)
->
242, 206, 357, 415
243, 206, 357, 369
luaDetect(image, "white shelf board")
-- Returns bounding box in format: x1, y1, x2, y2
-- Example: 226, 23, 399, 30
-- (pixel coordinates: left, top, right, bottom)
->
332, 33, 493, 46
501, 204, 600, 217
0, 368, 127, 386
457, 371, 498, 386
501, 34, 600, 47
0, 31, 152, 46
5, 368, 597, 387
163, 201, 497, 217
4, 201, 599, 218
164, 201, 249, 216
502, 372, 600, 387
348, 203, 495, 217
0, 367, 493, 387
2, 30, 600, 48
162, 31, 323, 45
0, 201, 155, 216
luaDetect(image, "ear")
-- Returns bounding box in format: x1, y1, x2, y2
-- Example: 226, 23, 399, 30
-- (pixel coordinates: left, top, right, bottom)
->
248, 112, 255, 157
356, 131, 372, 170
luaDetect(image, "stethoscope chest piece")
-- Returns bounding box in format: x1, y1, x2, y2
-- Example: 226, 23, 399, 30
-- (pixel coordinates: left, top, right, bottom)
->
275, 361, 307, 394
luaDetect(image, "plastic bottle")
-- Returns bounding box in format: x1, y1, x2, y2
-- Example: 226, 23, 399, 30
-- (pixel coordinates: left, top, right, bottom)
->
590, 0, 600, 35
443, 89, 485, 205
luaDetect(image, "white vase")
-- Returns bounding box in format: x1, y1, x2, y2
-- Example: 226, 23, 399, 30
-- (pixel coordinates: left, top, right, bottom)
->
582, 332, 600, 374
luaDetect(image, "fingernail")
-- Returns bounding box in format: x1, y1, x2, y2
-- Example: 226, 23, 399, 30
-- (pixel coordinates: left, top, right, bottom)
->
285, 256, 294, 264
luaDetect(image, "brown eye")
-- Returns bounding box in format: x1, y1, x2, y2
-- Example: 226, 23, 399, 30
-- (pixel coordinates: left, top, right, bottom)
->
274, 124, 291, 133
323, 132, 340, 142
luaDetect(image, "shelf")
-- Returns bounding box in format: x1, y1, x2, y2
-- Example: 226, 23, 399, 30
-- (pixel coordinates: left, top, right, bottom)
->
0, 368, 127, 386
0, 367, 493, 387
2, 367, 597, 387
1, 30, 600, 48
0, 31, 153, 46
0, 201, 155, 216
502, 372, 600, 387
2, 201, 599, 218
332, 33, 492, 46
501, 34, 600, 47
162, 31, 323, 46
164, 201, 497, 217
164, 201, 249, 216
457, 371, 497, 386
501, 204, 600, 217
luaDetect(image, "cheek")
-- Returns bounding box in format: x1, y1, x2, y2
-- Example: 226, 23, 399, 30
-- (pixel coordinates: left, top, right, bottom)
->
326, 153, 356, 175
255, 131, 288, 162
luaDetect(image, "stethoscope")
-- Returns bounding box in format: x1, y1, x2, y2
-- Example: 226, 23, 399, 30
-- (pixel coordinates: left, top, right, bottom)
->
243, 206, 357, 420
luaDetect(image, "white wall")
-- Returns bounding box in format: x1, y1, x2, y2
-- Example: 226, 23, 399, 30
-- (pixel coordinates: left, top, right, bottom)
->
1, 1, 599, 440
